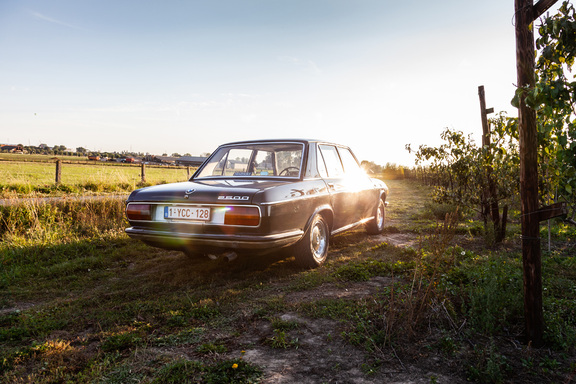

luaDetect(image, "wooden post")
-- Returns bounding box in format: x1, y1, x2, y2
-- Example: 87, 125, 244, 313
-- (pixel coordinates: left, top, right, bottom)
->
55, 160, 62, 184
514, 0, 558, 347
187, 166, 191, 179
478, 86, 501, 240
141, 163, 146, 183
478, 86, 494, 146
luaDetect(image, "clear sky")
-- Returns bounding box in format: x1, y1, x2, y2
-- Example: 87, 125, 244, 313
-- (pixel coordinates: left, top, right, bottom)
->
0, 0, 565, 166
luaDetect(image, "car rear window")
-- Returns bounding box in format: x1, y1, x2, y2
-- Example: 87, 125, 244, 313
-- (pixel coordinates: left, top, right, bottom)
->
195, 143, 304, 178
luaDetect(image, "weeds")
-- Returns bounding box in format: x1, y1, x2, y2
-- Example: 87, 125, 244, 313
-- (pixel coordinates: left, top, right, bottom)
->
1, 179, 575, 383
148, 358, 262, 383
467, 339, 510, 383
197, 342, 228, 354
464, 258, 524, 334
101, 331, 144, 353
153, 327, 205, 347
269, 317, 299, 331
266, 329, 299, 349
0, 197, 126, 244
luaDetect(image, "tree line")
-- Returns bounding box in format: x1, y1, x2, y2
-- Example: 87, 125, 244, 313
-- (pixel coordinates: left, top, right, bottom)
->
2, 144, 204, 160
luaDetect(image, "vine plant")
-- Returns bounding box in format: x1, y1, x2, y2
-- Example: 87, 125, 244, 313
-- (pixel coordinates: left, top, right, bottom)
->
409, 114, 519, 244
529, 0, 576, 223
409, 1, 576, 241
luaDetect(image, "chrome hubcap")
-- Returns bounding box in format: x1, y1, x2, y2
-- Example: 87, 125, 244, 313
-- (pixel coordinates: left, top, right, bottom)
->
377, 204, 384, 229
311, 222, 327, 259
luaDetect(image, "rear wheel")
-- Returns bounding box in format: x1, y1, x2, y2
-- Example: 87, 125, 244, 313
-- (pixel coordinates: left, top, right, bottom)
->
294, 213, 330, 268
366, 199, 386, 235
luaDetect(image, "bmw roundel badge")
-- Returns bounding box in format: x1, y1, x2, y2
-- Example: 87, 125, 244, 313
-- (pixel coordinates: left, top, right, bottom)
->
184, 188, 195, 199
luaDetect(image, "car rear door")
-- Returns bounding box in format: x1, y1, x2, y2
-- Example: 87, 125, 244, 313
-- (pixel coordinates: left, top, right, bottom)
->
317, 144, 357, 230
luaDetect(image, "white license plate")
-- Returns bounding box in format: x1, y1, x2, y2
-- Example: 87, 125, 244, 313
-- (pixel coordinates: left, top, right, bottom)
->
164, 206, 210, 221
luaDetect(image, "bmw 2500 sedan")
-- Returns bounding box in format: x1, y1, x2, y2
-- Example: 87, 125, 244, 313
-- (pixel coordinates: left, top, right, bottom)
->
125, 139, 388, 268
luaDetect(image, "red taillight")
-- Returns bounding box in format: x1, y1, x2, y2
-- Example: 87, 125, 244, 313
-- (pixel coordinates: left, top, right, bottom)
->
224, 207, 260, 226
126, 204, 152, 221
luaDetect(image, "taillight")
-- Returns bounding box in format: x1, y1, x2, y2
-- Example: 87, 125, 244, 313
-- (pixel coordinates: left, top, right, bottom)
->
224, 207, 260, 226
126, 204, 152, 221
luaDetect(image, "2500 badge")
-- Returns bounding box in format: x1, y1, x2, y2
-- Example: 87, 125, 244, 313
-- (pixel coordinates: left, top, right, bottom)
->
218, 196, 249, 201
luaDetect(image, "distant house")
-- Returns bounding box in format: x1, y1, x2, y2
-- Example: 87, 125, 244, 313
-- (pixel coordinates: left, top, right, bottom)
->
0, 144, 24, 153
175, 156, 208, 167
154, 156, 177, 165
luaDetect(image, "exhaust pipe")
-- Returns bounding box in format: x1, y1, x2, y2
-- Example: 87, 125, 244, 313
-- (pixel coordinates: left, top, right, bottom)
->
207, 251, 238, 262
223, 251, 238, 262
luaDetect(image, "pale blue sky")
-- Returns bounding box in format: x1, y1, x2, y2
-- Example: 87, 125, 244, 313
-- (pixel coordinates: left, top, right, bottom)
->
0, 1, 564, 165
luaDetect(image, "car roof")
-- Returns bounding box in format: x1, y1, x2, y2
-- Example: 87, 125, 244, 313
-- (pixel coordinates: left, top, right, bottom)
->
218, 138, 346, 147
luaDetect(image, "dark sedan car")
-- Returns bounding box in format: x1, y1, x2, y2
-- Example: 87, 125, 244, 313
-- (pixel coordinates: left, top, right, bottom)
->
125, 139, 388, 267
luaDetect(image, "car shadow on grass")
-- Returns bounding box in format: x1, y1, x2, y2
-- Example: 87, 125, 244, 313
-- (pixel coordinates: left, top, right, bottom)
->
129, 244, 305, 290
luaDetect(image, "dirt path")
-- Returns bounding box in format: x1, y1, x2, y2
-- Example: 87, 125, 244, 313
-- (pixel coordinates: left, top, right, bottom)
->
218, 181, 467, 383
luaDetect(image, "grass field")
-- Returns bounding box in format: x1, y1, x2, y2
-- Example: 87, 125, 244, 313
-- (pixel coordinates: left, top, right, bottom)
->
0, 156, 194, 197
0, 153, 82, 162
1, 179, 575, 383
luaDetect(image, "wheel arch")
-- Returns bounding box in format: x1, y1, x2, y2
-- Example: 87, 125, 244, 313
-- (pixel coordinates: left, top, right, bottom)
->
305, 204, 334, 233
378, 189, 388, 204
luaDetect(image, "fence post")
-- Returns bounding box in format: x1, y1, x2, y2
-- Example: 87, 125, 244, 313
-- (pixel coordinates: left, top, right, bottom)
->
514, 0, 558, 347
141, 163, 146, 183
187, 166, 191, 179
55, 160, 62, 184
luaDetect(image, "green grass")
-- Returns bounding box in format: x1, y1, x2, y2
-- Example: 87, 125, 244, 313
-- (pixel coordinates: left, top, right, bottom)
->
0, 158, 195, 197
0, 179, 575, 383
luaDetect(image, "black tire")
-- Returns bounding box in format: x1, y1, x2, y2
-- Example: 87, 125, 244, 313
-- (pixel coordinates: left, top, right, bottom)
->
366, 199, 386, 235
294, 213, 330, 268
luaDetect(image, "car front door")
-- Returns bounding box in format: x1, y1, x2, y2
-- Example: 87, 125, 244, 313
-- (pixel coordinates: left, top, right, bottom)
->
336, 146, 378, 220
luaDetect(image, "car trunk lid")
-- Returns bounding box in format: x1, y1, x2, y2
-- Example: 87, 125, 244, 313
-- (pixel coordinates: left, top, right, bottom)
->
127, 179, 286, 204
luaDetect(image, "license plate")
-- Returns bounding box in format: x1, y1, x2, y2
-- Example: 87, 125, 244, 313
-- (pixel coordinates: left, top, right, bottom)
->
164, 206, 210, 221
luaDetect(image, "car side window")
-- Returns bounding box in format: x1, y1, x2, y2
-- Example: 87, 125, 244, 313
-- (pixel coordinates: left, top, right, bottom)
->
317, 148, 328, 178
337, 147, 363, 176
319, 145, 344, 178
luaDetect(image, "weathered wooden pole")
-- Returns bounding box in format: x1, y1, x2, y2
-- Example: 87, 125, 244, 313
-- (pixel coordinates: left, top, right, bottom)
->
514, 0, 558, 347
55, 160, 62, 184
478, 86, 502, 240
141, 163, 146, 183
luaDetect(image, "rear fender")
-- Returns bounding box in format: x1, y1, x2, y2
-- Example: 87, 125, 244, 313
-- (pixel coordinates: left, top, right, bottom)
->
304, 204, 334, 234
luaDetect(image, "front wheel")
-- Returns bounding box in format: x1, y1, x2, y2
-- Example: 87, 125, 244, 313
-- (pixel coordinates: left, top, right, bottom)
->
366, 199, 386, 235
294, 214, 330, 268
